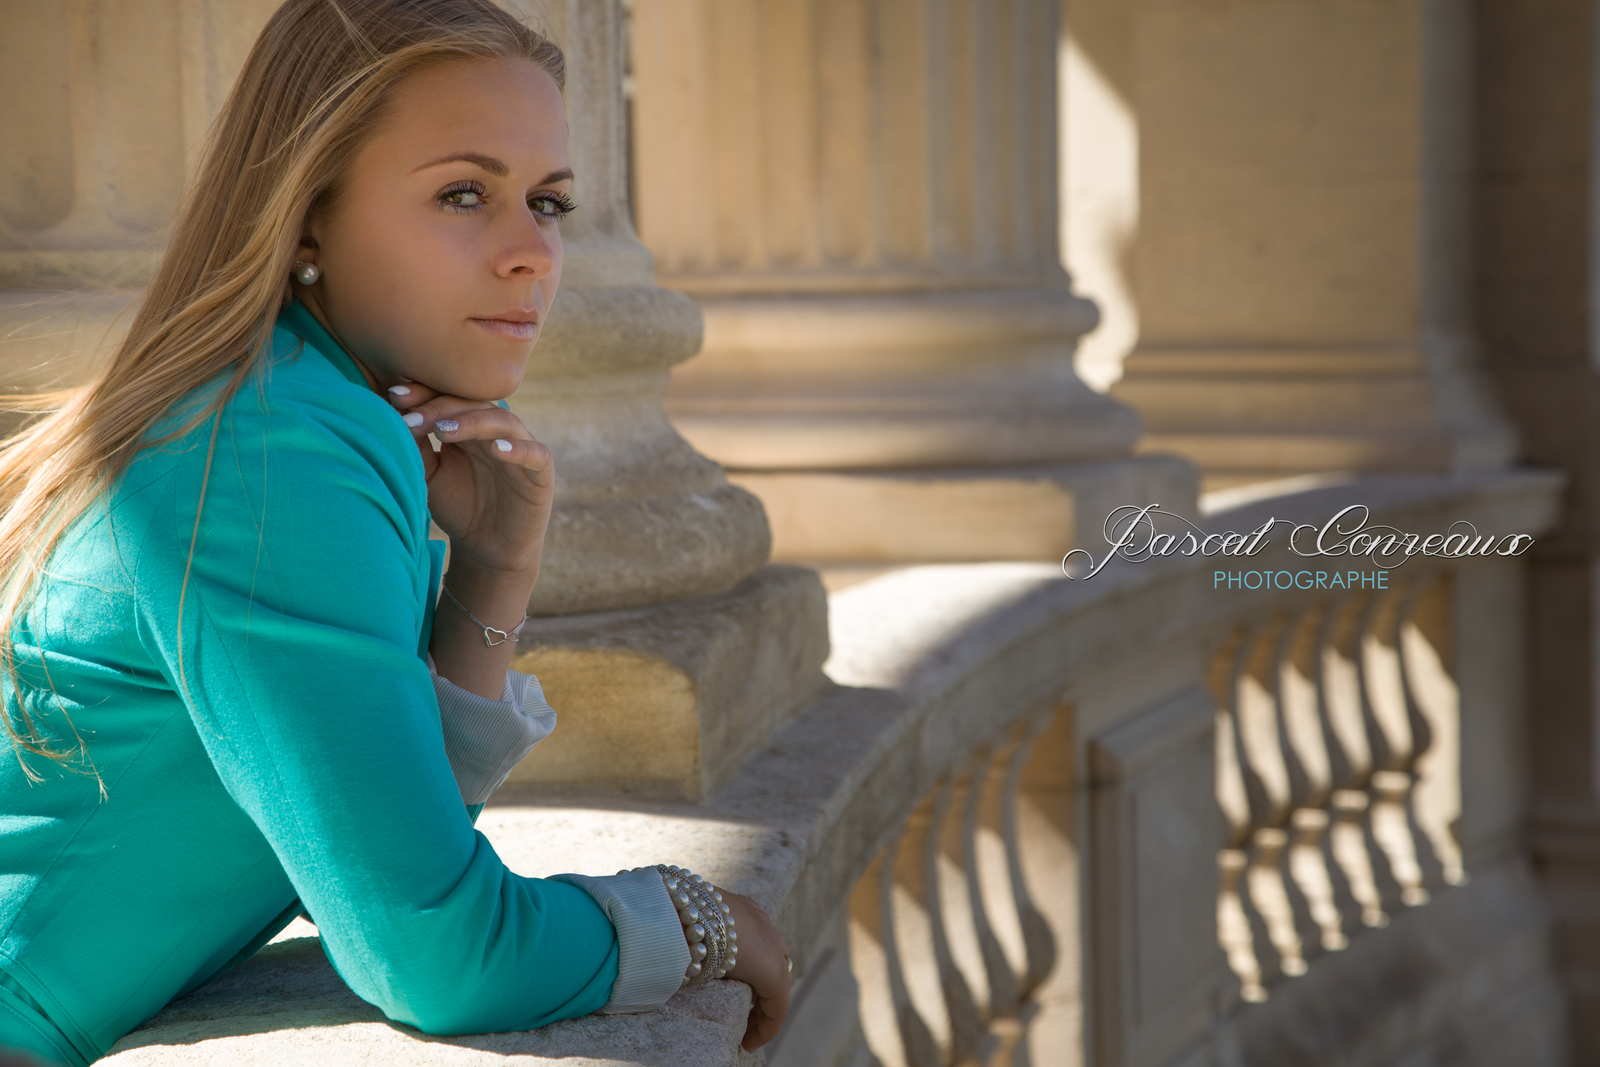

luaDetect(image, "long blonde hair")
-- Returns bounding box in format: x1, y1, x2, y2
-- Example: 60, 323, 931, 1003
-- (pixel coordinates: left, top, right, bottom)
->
0, 0, 565, 795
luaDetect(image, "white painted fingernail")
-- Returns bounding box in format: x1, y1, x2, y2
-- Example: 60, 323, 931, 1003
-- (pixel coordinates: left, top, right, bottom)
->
403, 412, 424, 427
388, 384, 411, 396
495, 438, 513, 452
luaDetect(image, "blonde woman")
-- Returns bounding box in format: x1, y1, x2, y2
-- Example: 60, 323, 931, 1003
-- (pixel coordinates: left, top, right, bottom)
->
0, 2, 792, 1063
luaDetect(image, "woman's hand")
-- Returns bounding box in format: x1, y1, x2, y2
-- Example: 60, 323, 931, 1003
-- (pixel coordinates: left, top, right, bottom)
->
383, 381, 555, 575
720, 888, 794, 1052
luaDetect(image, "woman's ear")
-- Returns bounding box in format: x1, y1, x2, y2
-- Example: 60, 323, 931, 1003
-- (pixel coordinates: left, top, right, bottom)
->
297, 202, 327, 263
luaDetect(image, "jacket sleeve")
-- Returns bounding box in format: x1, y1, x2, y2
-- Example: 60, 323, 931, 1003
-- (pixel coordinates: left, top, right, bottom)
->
128, 394, 680, 1034
296, 666, 687, 1013
424, 666, 691, 1010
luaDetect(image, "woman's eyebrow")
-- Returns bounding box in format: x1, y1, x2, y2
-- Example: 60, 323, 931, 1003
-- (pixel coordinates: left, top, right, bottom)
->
411, 151, 574, 184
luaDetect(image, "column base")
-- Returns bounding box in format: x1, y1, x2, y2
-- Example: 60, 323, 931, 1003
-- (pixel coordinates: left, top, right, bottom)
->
495, 562, 832, 803
1113, 342, 1521, 493
724, 454, 1199, 567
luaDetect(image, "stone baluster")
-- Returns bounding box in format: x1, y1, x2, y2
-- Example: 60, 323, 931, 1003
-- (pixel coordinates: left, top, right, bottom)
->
1359, 584, 1434, 910
1009, 706, 1079, 1057
931, 762, 999, 1064
1214, 625, 1267, 1002
1321, 592, 1406, 926
1395, 571, 1466, 890
1275, 606, 1347, 959
889, 788, 956, 1063
1300, 599, 1372, 951
1375, 571, 1456, 897
994, 713, 1063, 1003
849, 826, 940, 1067
1230, 619, 1310, 984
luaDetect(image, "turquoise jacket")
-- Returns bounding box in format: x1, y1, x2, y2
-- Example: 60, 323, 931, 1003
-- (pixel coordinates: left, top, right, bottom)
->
0, 295, 689, 1065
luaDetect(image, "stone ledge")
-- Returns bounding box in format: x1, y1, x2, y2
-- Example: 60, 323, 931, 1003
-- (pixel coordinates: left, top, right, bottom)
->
102, 792, 798, 1064
106, 929, 763, 1066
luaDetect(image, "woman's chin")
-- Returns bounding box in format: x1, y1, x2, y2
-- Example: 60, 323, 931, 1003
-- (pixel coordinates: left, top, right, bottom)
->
425, 363, 522, 402
473, 374, 524, 404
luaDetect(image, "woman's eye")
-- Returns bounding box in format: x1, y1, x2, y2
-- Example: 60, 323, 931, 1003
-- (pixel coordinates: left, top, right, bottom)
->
439, 181, 578, 219
531, 193, 580, 218
439, 182, 486, 212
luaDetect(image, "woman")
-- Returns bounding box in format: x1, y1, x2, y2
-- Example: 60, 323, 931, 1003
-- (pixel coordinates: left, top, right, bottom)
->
0, 1, 792, 1063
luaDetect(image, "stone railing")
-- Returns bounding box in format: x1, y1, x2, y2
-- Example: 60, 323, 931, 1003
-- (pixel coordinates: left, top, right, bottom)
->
1213, 570, 1464, 999
102, 467, 1568, 1065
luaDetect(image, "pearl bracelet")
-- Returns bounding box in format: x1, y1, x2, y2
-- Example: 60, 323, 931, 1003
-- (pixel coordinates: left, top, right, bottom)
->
619, 863, 738, 988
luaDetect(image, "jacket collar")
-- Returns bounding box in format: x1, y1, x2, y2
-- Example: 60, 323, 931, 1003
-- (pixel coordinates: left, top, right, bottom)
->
277, 294, 373, 392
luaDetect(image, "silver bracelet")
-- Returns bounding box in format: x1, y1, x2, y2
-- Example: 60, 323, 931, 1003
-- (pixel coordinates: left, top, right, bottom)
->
618, 863, 738, 988
685, 877, 729, 981
440, 583, 530, 647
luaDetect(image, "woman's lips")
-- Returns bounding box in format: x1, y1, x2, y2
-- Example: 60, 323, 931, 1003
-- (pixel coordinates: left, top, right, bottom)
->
470, 317, 538, 340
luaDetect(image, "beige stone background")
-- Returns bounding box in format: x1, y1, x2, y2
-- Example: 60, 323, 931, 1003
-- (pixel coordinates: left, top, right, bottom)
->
1, 1, 1595, 1065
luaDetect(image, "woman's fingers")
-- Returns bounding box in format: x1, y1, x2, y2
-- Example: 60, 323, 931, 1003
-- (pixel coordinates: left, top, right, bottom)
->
743, 990, 788, 1051
384, 388, 556, 507
425, 408, 520, 442
409, 407, 548, 471
387, 392, 519, 443
721, 889, 793, 1053
385, 380, 429, 403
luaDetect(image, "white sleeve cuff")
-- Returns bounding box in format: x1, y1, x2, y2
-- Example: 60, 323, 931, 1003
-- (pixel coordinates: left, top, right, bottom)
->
546, 868, 693, 1014
428, 652, 558, 805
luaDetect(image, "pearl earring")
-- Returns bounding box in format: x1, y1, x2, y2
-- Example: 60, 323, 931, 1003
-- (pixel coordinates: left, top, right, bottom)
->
293, 260, 321, 285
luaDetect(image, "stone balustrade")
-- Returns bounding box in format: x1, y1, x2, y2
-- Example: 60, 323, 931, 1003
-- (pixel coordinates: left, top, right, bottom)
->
96, 467, 1566, 1066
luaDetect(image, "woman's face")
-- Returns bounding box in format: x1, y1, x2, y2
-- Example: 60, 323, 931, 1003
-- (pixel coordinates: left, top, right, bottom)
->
295, 55, 572, 400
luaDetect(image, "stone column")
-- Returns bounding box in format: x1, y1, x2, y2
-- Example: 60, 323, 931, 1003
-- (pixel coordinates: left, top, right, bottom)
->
0, 0, 286, 424
1473, 1, 1600, 1061
0, 0, 831, 803
498, 0, 775, 614
1074, 0, 1519, 493
627, 0, 1194, 585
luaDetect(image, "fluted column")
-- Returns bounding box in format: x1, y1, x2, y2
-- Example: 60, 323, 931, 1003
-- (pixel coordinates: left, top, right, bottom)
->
1473, 1, 1600, 1060
1067, 0, 1519, 493
0, 0, 832, 802
627, 0, 1194, 581
0, 0, 285, 426
491, 0, 779, 613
